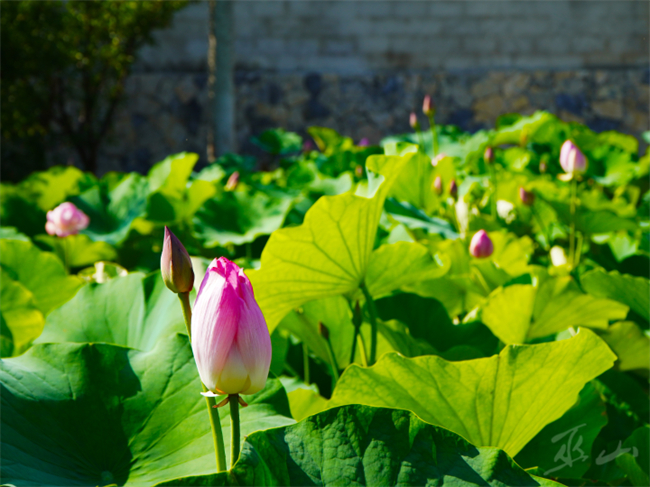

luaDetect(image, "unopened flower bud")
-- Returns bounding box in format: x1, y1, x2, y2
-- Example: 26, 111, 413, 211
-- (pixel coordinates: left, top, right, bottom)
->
449, 179, 458, 199
560, 140, 587, 175
193, 257, 272, 396
357, 138, 370, 147
161, 226, 195, 294
225, 171, 240, 191
422, 95, 435, 117
433, 176, 443, 195
550, 246, 568, 267
302, 140, 315, 152
409, 112, 420, 130
318, 321, 329, 340
45, 202, 89, 237
484, 147, 494, 164
539, 160, 548, 173
519, 187, 535, 206
355, 165, 364, 178
469, 230, 494, 258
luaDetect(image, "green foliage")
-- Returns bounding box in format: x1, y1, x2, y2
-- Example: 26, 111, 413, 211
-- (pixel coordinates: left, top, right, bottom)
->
1, 112, 648, 485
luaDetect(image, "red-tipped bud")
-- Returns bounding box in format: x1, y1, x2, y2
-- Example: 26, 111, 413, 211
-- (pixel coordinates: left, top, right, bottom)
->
484, 147, 494, 164
225, 171, 240, 191
469, 230, 494, 259
318, 321, 330, 340
409, 112, 420, 130
161, 227, 195, 294
449, 179, 458, 199
433, 176, 443, 195
519, 187, 535, 206
422, 95, 435, 117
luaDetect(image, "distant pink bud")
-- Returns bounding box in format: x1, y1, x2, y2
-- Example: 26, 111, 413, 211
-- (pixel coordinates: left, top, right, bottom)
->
449, 179, 458, 199
45, 202, 89, 237
431, 153, 447, 166
539, 160, 548, 173
302, 140, 315, 152
225, 171, 240, 191
484, 147, 494, 164
192, 257, 271, 396
358, 138, 370, 147
519, 187, 535, 206
161, 226, 194, 294
354, 165, 364, 178
433, 176, 443, 195
422, 95, 435, 116
560, 140, 587, 175
409, 112, 420, 130
469, 230, 494, 258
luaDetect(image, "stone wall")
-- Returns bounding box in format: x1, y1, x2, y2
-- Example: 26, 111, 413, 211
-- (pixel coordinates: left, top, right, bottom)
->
88, 0, 649, 173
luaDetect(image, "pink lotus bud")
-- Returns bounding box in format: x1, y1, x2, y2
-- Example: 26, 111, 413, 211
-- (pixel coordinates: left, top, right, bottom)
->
193, 257, 272, 396
431, 153, 447, 166
422, 95, 435, 117
409, 112, 420, 130
357, 138, 370, 147
539, 160, 548, 173
469, 230, 494, 258
449, 179, 458, 199
519, 187, 535, 206
302, 140, 315, 152
161, 226, 194, 294
484, 147, 494, 164
433, 176, 443, 195
354, 165, 364, 178
45, 202, 89, 237
559, 140, 587, 175
225, 171, 240, 191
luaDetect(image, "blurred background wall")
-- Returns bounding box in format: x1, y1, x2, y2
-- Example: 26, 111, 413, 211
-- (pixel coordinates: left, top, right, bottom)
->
52, 0, 650, 173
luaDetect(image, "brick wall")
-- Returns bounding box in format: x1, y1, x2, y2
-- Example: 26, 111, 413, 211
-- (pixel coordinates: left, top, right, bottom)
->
86, 0, 649, 173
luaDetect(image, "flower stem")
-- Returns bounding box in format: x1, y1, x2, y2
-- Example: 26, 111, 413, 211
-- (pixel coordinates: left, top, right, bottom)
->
357, 333, 369, 367
531, 206, 551, 250
428, 114, 438, 157
229, 394, 241, 468
324, 334, 340, 388
349, 301, 361, 365
489, 165, 498, 220
360, 283, 378, 365
302, 343, 310, 385
177, 292, 227, 473
569, 178, 577, 269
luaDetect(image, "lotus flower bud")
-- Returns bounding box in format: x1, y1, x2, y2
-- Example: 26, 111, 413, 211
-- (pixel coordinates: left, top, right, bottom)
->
469, 230, 494, 258
559, 140, 587, 175
161, 226, 195, 294
550, 246, 568, 267
302, 140, 315, 152
193, 257, 271, 396
354, 165, 364, 178
431, 153, 447, 167
449, 179, 458, 199
225, 171, 240, 191
357, 138, 370, 147
519, 187, 535, 206
409, 112, 420, 130
484, 147, 494, 164
539, 160, 548, 174
433, 176, 443, 195
422, 95, 435, 117
45, 202, 89, 237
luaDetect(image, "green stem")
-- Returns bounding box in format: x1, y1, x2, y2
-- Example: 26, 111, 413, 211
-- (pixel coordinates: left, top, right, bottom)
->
229, 394, 241, 468
428, 114, 438, 157
324, 335, 340, 387
416, 128, 425, 152
302, 343, 310, 385
489, 165, 498, 220
349, 301, 361, 365
574, 232, 583, 269
569, 178, 577, 269
360, 283, 378, 365
177, 292, 227, 472
245, 242, 252, 260
357, 333, 369, 367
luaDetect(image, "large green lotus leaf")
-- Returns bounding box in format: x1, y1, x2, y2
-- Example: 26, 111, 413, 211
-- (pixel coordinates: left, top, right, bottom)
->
581, 268, 649, 320
248, 155, 410, 332
389, 150, 441, 213
1, 334, 295, 486
600, 321, 650, 371
36, 272, 185, 352
0, 277, 43, 357
35, 234, 117, 269
481, 276, 629, 344
616, 426, 650, 486
287, 388, 329, 422
0, 226, 30, 241
328, 329, 616, 457
15, 165, 95, 212
193, 190, 294, 247
71, 173, 149, 245
0, 239, 83, 315
157, 405, 562, 487
515, 383, 607, 479
278, 296, 354, 370
365, 241, 449, 299
384, 198, 459, 239
375, 293, 498, 356
147, 152, 197, 194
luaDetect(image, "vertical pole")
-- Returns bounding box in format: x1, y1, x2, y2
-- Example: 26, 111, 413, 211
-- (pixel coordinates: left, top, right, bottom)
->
208, 0, 235, 159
